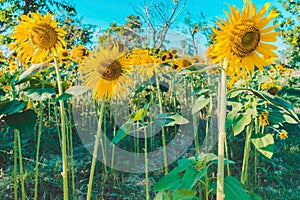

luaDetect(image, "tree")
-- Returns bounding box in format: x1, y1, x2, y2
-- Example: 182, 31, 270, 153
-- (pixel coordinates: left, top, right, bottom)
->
98, 15, 145, 49
182, 12, 213, 55
133, 0, 187, 49
277, 0, 300, 67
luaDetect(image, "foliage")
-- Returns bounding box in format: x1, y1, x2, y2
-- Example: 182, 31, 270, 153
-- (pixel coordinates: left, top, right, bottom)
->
277, 0, 300, 68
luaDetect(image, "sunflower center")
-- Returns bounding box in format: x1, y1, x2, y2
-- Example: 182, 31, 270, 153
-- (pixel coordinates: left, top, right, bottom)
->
98, 59, 123, 81
231, 21, 260, 58
30, 24, 58, 49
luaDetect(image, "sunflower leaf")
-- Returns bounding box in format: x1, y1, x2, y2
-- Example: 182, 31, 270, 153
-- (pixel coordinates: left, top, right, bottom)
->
4, 109, 37, 134
25, 87, 56, 101
0, 100, 27, 116
251, 133, 274, 159
192, 96, 210, 114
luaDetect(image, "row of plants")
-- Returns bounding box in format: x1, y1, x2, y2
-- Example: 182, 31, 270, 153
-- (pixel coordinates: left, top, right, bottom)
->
0, 0, 299, 199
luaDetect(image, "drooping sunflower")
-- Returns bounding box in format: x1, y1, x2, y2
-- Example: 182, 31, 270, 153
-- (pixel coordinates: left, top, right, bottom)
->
131, 49, 162, 80
13, 12, 66, 64
79, 44, 133, 100
258, 111, 269, 127
212, 1, 280, 78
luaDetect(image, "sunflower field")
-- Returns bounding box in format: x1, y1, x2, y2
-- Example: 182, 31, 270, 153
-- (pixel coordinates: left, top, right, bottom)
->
0, 0, 299, 199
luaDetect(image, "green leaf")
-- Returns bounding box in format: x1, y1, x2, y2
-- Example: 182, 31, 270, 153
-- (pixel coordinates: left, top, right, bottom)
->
65, 86, 89, 97
228, 88, 299, 122
167, 114, 189, 126
155, 113, 174, 126
154, 172, 183, 191
227, 90, 244, 98
268, 111, 285, 124
180, 167, 207, 189
0, 100, 27, 116
226, 103, 242, 129
173, 157, 196, 173
154, 191, 170, 200
224, 176, 250, 200
56, 93, 73, 101
131, 108, 146, 122
283, 114, 298, 124
172, 189, 198, 200
192, 96, 210, 114
251, 133, 274, 159
111, 121, 132, 145
4, 109, 37, 134
25, 87, 56, 101
233, 114, 252, 136
251, 89, 299, 121
0, 88, 4, 96
198, 153, 218, 163
155, 113, 189, 127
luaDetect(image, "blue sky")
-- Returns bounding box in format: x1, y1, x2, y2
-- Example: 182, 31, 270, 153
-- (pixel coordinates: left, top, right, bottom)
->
67, 0, 284, 53
70, 0, 281, 28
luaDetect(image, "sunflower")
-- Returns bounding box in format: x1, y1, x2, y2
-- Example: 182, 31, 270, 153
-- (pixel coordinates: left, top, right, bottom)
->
59, 48, 70, 63
13, 12, 66, 64
258, 111, 269, 127
212, 1, 280, 78
278, 130, 288, 140
131, 49, 161, 80
79, 44, 133, 100
171, 57, 192, 72
71, 44, 89, 63
261, 80, 282, 95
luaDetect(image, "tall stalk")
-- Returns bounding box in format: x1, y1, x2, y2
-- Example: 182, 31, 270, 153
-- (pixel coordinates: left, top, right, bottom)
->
241, 120, 253, 185
86, 100, 105, 200
143, 119, 150, 200
191, 85, 200, 154
34, 103, 43, 200
16, 130, 26, 200
216, 64, 227, 200
13, 129, 18, 200
155, 74, 168, 174
54, 56, 69, 200
68, 104, 76, 199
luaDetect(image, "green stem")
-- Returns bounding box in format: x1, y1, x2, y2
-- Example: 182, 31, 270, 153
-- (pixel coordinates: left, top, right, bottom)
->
68, 104, 76, 199
217, 65, 226, 200
205, 171, 209, 200
13, 129, 18, 200
143, 119, 149, 200
254, 148, 258, 187
86, 100, 106, 200
193, 113, 200, 154
191, 85, 200, 154
241, 120, 253, 186
34, 103, 43, 200
155, 74, 168, 174
17, 130, 26, 200
111, 119, 117, 169
54, 56, 69, 200
224, 136, 231, 176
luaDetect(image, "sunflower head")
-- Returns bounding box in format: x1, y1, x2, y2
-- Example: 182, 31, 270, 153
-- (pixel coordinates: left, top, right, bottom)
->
13, 12, 66, 64
212, 1, 280, 77
278, 130, 288, 140
79, 43, 133, 100
131, 49, 161, 80
71, 45, 89, 62
171, 57, 192, 72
